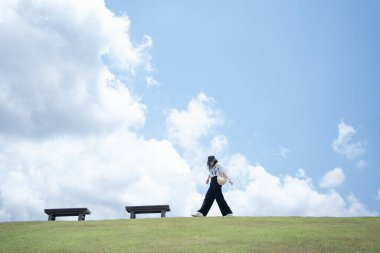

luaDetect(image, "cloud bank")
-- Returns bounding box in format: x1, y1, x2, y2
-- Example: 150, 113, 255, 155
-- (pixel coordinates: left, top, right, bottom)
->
0, 1, 376, 221
219, 155, 374, 217
0, 0, 199, 221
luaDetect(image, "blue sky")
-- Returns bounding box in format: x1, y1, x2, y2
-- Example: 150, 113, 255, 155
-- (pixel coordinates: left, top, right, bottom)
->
105, 0, 380, 212
0, 1, 379, 221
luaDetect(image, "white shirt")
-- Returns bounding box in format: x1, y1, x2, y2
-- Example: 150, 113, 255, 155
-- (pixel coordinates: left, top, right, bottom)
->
209, 163, 226, 178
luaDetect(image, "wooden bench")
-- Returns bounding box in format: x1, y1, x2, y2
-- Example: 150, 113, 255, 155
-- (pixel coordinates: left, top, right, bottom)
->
125, 205, 170, 219
44, 208, 91, 221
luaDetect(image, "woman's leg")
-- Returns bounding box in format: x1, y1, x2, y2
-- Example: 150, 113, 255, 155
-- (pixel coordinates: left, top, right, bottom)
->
211, 178, 232, 216
198, 185, 215, 216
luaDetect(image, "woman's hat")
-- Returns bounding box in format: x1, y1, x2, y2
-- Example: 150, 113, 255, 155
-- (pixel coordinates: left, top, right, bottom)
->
208, 155, 217, 163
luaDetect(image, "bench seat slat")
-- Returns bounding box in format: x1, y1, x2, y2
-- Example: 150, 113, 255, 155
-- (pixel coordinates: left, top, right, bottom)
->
125, 205, 170, 212
44, 208, 91, 214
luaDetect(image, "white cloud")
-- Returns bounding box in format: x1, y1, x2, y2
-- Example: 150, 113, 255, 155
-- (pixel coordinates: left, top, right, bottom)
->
166, 92, 223, 149
211, 135, 228, 154
332, 119, 366, 159
319, 168, 345, 189
296, 168, 306, 178
295, 168, 313, 185
145, 76, 159, 87
346, 193, 373, 216
219, 159, 375, 217
279, 146, 291, 159
356, 160, 368, 169
0, 0, 151, 137
0, 132, 199, 221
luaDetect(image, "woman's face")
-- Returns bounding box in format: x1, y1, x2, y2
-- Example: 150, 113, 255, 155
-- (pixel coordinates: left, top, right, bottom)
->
208, 160, 215, 166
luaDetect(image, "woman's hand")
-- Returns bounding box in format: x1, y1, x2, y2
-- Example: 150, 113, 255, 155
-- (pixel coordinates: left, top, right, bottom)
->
223, 172, 233, 186
206, 178, 210, 184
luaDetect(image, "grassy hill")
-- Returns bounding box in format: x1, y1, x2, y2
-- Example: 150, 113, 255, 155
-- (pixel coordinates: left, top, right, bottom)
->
0, 217, 379, 252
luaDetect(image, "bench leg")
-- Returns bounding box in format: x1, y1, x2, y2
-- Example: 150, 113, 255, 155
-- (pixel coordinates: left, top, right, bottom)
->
161, 210, 166, 218
78, 213, 85, 221
130, 211, 135, 219
48, 214, 55, 221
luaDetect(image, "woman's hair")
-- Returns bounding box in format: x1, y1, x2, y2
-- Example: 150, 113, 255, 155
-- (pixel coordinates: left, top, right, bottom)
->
207, 155, 218, 169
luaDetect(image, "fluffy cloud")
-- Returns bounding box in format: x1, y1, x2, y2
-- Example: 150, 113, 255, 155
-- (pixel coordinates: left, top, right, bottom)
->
145, 76, 159, 87
0, 132, 199, 221
296, 168, 306, 178
319, 168, 345, 189
0, 0, 150, 138
166, 92, 223, 151
214, 156, 374, 217
211, 135, 229, 154
332, 119, 366, 159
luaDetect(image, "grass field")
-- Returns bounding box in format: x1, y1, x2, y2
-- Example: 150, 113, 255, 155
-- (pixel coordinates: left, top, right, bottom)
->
0, 217, 379, 252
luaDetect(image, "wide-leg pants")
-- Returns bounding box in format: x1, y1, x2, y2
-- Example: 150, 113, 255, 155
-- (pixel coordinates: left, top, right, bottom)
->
198, 176, 232, 216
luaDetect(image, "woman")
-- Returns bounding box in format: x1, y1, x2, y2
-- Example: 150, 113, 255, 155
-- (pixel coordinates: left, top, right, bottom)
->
192, 155, 233, 217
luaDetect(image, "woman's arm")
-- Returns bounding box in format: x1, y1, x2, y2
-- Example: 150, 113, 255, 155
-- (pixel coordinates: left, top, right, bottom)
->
223, 172, 233, 185
218, 164, 233, 185
206, 175, 211, 184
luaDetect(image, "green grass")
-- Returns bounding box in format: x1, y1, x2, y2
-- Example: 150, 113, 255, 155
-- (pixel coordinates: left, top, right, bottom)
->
0, 217, 379, 252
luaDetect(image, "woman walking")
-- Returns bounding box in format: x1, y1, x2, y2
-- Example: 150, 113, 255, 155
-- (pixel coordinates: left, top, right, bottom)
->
192, 155, 233, 217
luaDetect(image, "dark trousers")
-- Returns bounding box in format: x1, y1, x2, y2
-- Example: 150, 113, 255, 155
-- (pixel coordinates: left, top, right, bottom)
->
198, 176, 232, 216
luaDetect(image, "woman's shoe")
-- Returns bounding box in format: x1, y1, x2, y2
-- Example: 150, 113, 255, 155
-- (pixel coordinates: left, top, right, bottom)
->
225, 213, 233, 217
191, 212, 204, 217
